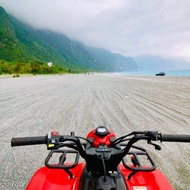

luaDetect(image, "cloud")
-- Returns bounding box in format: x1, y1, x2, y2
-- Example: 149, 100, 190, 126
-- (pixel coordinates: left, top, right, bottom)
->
1, 0, 190, 60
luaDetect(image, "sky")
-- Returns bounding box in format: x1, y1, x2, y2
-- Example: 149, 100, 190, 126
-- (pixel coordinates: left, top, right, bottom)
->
0, 0, 190, 61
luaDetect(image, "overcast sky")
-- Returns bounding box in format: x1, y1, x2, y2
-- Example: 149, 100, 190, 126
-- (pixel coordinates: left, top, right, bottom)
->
1, 0, 190, 60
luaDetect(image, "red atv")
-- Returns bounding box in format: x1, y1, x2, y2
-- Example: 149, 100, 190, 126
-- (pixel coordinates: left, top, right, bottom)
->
11, 126, 190, 190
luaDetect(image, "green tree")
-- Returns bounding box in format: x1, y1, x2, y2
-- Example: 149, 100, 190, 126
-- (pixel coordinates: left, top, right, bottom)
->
14, 62, 22, 74
0, 66, 3, 75
31, 62, 41, 73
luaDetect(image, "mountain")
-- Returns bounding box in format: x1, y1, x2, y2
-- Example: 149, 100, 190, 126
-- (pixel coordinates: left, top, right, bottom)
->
0, 6, 137, 73
165, 57, 190, 70
133, 55, 190, 71
0, 7, 16, 39
0, 6, 21, 61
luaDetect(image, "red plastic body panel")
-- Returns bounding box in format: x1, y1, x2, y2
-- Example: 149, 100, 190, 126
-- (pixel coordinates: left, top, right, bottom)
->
119, 165, 173, 190
86, 129, 116, 147
26, 163, 85, 190
26, 163, 173, 190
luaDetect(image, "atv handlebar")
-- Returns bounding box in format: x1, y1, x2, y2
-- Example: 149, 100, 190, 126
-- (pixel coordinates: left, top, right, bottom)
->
11, 133, 86, 158
11, 136, 47, 147
161, 134, 190, 142
11, 131, 190, 149
119, 131, 190, 157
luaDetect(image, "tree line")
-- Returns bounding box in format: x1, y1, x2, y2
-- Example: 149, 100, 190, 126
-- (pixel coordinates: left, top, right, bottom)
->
0, 60, 82, 75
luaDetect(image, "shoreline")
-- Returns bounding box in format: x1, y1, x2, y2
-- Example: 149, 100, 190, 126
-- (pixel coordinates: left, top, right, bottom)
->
1, 72, 190, 78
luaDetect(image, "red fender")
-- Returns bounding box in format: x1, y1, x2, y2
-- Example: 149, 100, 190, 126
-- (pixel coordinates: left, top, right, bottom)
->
119, 165, 173, 190
26, 163, 85, 190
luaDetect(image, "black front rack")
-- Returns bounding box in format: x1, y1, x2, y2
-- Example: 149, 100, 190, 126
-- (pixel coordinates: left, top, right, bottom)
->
121, 145, 156, 180
45, 149, 79, 178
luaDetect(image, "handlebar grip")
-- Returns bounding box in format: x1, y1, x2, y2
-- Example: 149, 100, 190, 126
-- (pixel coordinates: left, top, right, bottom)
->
161, 134, 190, 142
11, 136, 47, 147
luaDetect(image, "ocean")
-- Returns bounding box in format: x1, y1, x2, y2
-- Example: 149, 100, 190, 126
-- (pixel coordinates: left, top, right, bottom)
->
118, 69, 190, 77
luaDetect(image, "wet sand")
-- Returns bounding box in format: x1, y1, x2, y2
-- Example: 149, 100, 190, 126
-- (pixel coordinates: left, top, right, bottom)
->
1, 73, 190, 189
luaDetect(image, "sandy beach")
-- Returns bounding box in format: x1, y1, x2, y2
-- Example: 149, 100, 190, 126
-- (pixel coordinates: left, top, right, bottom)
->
1, 73, 190, 189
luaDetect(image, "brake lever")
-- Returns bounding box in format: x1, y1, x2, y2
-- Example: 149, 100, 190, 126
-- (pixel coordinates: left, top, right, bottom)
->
147, 140, 161, 150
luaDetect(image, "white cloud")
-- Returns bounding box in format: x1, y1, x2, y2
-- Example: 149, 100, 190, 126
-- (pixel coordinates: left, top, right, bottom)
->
1, 0, 190, 59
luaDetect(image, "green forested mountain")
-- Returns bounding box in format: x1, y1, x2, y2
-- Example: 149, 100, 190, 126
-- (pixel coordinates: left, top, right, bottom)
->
0, 6, 137, 74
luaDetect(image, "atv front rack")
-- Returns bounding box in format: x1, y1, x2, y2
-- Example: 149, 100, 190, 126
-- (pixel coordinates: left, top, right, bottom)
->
122, 145, 156, 180
45, 149, 79, 178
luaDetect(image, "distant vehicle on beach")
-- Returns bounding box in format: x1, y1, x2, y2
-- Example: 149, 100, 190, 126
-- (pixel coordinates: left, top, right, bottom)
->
155, 72, 165, 76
